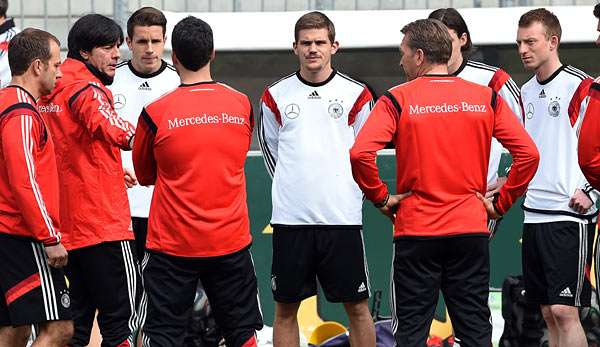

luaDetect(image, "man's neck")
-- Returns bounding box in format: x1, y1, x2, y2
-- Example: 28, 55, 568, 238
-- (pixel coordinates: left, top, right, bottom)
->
179, 65, 212, 85
0, 17, 6, 26
535, 55, 562, 82
419, 63, 450, 77
298, 65, 333, 84
130, 59, 162, 76
448, 55, 464, 75
9, 76, 40, 100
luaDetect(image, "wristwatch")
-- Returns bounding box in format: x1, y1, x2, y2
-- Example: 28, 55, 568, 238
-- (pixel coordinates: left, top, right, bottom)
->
374, 194, 390, 208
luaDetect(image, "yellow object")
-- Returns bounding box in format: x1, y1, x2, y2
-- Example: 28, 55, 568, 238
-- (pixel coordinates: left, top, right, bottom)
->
308, 321, 348, 345
298, 295, 324, 341
429, 309, 453, 339
262, 224, 273, 234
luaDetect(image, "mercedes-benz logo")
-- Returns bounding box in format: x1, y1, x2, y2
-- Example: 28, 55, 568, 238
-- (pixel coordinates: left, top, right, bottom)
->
284, 103, 300, 119
114, 94, 126, 110
526, 103, 534, 119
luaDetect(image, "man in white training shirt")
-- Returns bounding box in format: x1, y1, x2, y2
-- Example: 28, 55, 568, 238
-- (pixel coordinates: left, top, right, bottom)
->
428, 8, 524, 227
110, 6, 179, 260
517, 8, 597, 347
258, 11, 375, 347
0, 0, 19, 88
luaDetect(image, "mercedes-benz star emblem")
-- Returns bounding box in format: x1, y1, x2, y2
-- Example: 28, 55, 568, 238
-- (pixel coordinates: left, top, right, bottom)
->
114, 94, 126, 110
526, 103, 534, 119
284, 103, 300, 119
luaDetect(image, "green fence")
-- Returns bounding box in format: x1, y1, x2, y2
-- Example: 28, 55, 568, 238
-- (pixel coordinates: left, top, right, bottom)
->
247, 152, 522, 326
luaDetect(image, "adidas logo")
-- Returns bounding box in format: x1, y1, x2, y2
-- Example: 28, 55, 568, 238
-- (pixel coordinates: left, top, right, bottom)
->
308, 90, 320, 99
559, 287, 573, 298
539, 89, 546, 98
138, 81, 151, 91
357, 282, 367, 293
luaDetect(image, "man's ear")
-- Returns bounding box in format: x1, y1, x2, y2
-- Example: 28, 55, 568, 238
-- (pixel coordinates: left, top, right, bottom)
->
79, 50, 90, 61
549, 35, 560, 51
31, 59, 44, 77
172, 51, 179, 66
330, 40, 339, 55
415, 48, 425, 66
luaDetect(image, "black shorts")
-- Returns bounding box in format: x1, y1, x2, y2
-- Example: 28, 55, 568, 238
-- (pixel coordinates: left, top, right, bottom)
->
271, 225, 370, 303
65, 240, 141, 347
391, 235, 491, 347
0, 234, 71, 326
522, 221, 595, 306
141, 246, 263, 347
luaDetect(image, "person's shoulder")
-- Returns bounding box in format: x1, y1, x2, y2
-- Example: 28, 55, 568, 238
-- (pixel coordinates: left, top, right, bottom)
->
0, 87, 39, 125
335, 71, 366, 88
333, 70, 372, 96
562, 65, 590, 82
165, 62, 177, 74
266, 71, 297, 91
463, 60, 516, 85
116, 61, 129, 70
111, 61, 132, 84
463, 60, 499, 77
466, 60, 501, 71
142, 88, 180, 123
217, 82, 251, 105
149, 61, 178, 79
520, 75, 538, 90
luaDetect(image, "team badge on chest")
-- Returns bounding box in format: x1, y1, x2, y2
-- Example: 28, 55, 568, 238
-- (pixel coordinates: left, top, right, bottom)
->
328, 99, 344, 119
548, 96, 561, 117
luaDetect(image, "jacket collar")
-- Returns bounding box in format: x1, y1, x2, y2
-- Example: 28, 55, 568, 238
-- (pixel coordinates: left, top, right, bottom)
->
0, 19, 15, 36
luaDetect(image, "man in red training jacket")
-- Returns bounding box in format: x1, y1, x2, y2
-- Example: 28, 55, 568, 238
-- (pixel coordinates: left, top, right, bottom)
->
133, 16, 262, 347
0, 28, 73, 347
578, 3, 600, 190
350, 18, 539, 347
39, 14, 140, 347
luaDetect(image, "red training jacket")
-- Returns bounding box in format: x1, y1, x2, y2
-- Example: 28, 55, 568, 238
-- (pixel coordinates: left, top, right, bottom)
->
350, 75, 539, 238
39, 58, 135, 250
133, 81, 253, 257
0, 86, 61, 245
578, 77, 600, 190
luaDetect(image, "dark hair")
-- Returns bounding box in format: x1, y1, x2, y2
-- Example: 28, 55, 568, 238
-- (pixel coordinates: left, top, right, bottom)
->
518, 8, 562, 42
401, 19, 452, 65
0, 0, 7, 18
172, 16, 213, 72
428, 8, 473, 54
67, 14, 123, 60
594, 3, 600, 19
9, 28, 60, 76
127, 7, 167, 38
294, 11, 335, 43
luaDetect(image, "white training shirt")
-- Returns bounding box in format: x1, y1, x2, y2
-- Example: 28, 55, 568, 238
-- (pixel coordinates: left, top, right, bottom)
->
258, 70, 373, 226
455, 60, 523, 187
110, 60, 180, 218
521, 65, 598, 224
0, 19, 19, 88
